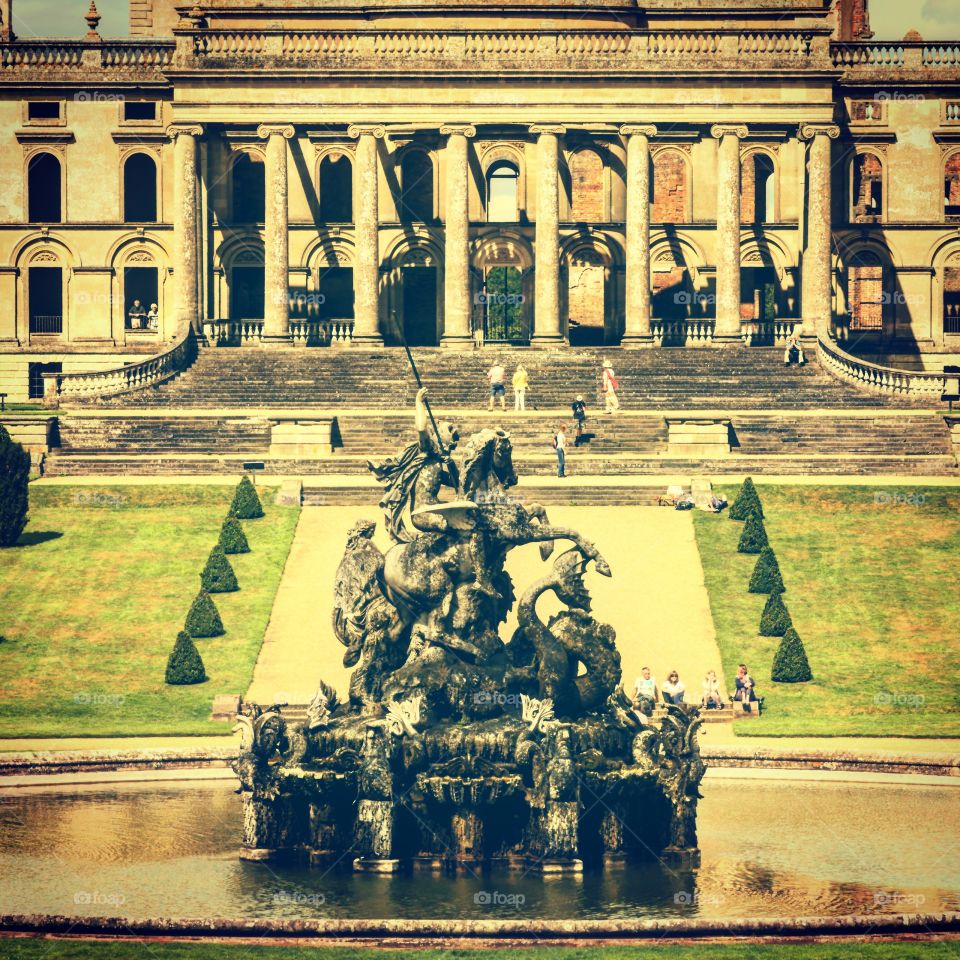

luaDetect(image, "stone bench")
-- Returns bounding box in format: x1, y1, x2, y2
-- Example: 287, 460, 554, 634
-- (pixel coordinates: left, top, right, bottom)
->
666, 419, 732, 459
268, 417, 336, 459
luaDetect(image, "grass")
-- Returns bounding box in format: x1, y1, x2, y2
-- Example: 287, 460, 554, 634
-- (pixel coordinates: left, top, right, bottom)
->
0, 484, 299, 737
0, 944, 955, 960
693, 485, 960, 738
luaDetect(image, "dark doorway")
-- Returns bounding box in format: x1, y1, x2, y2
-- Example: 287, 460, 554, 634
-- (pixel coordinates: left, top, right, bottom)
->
741, 267, 778, 322
232, 154, 265, 224
28, 266, 63, 334
317, 266, 354, 319
402, 266, 438, 346
28, 361, 62, 399
124, 153, 158, 223
319, 156, 353, 223
28, 153, 62, 223
230, 266, 265, 319
125, 267, 159, 329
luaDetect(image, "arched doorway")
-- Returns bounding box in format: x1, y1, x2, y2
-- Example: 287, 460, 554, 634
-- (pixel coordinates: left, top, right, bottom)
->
472, 234, 533, 343
400, 248, 439, 346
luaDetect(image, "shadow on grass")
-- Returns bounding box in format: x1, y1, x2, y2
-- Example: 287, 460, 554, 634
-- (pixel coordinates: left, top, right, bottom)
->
16, 531, 64, 547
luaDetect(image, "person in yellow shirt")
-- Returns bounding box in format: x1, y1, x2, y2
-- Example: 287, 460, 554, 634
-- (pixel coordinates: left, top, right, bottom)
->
512, 363, 529, 412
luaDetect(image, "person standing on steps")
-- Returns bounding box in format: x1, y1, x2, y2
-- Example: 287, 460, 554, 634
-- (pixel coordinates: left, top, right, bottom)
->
572, 394, 587, 446
553, 423, 567, 477
487, 360, 506, 411
513, 362, 529, 412
601, 359, 620, 414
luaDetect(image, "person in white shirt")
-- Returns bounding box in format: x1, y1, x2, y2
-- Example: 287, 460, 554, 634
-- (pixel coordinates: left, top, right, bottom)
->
701, 670, 725, 709
633, 666, 659, 715
487, 362, 506, 410
661, 670, 686, 705
554, 424, 567, 477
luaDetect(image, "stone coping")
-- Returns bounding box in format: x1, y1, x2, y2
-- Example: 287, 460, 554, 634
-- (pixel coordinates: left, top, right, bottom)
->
1, 912, 958, 941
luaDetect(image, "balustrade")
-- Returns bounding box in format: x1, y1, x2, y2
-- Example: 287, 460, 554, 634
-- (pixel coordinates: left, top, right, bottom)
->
816, 336, 946, 399
651, 319, 716, 347
741, 319, 799, 346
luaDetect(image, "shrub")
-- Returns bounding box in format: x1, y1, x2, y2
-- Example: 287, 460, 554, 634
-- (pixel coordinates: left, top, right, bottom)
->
219, 517, 250, 555
771, 627, 812, 683
737, 513, 768, 554
185, 589, 225, 638
229, 476, 264, 520
729, 476, 764, 521
165, 630, 207, 685
759, 589, 793, 637
749, 546, 785, 594
0, 425, 30, 548
200, 544, 239, 593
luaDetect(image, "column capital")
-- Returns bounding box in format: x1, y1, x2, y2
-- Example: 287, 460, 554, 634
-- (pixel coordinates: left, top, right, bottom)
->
798, 123, 841, 141
257, 124, 295, 141
620, 124, 658, 138
439, 123, 477, 138
348, 123, 386, 140
165, 123, 203, 140
530, 123, 566, 136
710, 124, 749, 141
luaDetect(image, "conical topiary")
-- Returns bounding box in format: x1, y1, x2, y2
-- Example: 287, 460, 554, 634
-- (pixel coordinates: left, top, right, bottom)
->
749, 546, 785, 594
165, 630, 207, 685
219, 516, 250, 555
229, 476, 264, 520
759, 589, 793, 637
184, 589, 225, 638
200, 544, 239, 593
771, 627, 812, 683
737, 513, 768, 554
0, 424, 30, 548
729, 476, 764, 521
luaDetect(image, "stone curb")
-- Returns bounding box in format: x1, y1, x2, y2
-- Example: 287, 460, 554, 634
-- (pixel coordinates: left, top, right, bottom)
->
702, 748, 960, 778
1, 913, 958, 940
0, 749, 235, 778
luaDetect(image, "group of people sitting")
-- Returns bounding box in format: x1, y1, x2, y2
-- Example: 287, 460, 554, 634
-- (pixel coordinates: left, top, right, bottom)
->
632, 663, 761, 714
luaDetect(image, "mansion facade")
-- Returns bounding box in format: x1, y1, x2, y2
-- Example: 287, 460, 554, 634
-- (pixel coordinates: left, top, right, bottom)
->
1, 0, 960, 400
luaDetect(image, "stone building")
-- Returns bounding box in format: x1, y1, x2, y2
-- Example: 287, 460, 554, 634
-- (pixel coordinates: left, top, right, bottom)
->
0, 0, 959, 402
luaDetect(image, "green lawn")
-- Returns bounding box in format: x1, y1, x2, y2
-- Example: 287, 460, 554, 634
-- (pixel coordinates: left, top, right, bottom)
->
0, 484, 299, 737
693, 485, 960, 738
0, 943, 955, 960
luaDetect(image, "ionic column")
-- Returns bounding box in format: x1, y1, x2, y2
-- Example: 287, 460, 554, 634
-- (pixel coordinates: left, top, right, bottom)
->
440, 123, 476, 345
167, 124, 203, 336
711, 124, 749, 341
257, 124, 295, 343
799, 124, 840, 338
531, 124, 565, 343
621, 125, 657, 345
348, 124, 386, 343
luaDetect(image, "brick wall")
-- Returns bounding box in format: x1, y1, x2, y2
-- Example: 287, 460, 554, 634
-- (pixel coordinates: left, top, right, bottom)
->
652, 151, 688, 223
570, 150, 604, 222
741, 156, 756, 224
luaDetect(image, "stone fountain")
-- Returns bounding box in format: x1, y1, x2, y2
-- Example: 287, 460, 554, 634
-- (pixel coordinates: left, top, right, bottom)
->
233, 388, 705, 873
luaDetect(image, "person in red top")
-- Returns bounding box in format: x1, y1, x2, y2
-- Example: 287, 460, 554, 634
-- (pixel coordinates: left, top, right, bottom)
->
601, 360, 620, 413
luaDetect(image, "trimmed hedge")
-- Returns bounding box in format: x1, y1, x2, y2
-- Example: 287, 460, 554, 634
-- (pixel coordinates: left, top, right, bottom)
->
219, 517, 250, 555
185, 589, 225, 638
737, 513, 768, 554
771, 627, 813, 683
760, 589, 793, 637
749, 546, 785, 594
200, 545, 239, 593
0, 425, 30, 548
729, 476, 764, 521
229, 476, 264, 520
165, 630, 207, 685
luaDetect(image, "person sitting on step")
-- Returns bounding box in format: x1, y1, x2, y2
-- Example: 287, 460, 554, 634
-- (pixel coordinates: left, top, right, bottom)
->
784, 333, 806, 366
633, 666, 659, 715
701, 670, 725, 709
732, 663, 758, 703
661, 670, 686, 705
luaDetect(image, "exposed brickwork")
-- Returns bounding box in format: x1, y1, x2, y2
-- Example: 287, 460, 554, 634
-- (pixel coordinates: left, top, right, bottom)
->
652, 151, 688, 223
741, 156, 756, 224
946, 153, 960, 210
567, 256, 605, 329
853, 152, 883, 222
849, 257, 884, 330
837, 0, 873, 41
569, 150, 604, 222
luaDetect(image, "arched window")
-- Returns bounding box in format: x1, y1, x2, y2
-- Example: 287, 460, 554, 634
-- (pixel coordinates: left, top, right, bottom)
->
742, 154, 775, 223
123, 153, 158, 223
848, 251, 884, 331
399, 150, 433, 222
486, 161, 519, 222
944, 152, 960, 221
570, 150, 604, 222
319, 154, 353, 222
852, 152, 883, 223
232, 153, 265, 223
28, 152, 62, 223
651, 150, 688, 224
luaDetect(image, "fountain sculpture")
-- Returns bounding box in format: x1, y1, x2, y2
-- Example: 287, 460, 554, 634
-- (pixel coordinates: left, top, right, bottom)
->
233, 387, 705, 872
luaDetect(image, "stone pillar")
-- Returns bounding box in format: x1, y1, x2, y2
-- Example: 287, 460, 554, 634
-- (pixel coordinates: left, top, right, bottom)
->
711, 124, 748, 342
531, 124, 565, 343
167, 124, 203, 337
799, 124, 840, 338
440, 123, 476, 345
621, 125, 657, 346
257, 124, 295, 344
348, 124, 386, 344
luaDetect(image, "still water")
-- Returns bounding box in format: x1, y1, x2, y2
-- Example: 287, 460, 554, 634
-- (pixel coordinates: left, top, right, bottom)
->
0, 775, 957, 921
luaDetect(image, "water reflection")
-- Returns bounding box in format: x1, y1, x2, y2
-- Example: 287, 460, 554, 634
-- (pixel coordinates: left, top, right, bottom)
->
0, 778, 956, 921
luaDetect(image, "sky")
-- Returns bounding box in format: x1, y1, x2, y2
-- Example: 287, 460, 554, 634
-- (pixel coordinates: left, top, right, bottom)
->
8, 0, 960, 40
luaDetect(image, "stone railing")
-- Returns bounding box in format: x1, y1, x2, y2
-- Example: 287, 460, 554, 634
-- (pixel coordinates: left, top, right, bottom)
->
202, 319, 264, 346
652, 319, 716, 347
831, 41, 960, 74
290, 319, 355, 346
1, 39, 174, 74
817, 335, 947, 400
43, 327, 196, 408
741, 319, 800, 346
